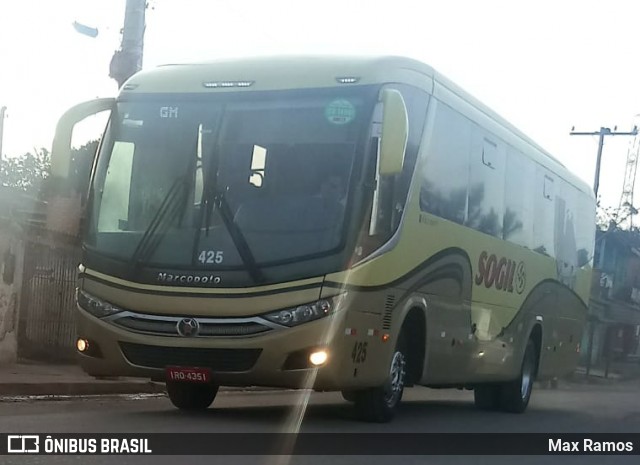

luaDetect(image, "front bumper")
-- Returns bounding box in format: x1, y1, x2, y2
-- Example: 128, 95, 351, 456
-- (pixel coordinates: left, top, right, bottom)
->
76, 305, 357, 390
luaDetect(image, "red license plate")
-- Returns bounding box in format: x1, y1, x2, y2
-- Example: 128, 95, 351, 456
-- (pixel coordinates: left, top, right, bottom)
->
165, 366, 212, 383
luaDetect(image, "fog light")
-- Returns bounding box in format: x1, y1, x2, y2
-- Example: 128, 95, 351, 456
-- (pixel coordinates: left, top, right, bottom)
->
76, 338, 89, 352
309, 350, 328, 366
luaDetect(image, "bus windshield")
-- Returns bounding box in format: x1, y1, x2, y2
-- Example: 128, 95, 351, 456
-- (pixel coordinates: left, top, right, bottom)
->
85, 86, 378, 272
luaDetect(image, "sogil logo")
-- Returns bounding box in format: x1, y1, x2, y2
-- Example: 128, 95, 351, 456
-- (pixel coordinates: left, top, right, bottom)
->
474, 251, 526, 295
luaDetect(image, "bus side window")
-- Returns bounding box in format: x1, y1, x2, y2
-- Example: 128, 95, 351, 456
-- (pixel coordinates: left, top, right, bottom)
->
482, 138, 497, 169
467, 129, 505, 237
575, 192, 595, 267
504, 148, 534, 247
544, 175, 554, 200
420, 102, 471, 225
554, 183, 579, 287
533, 169, 556, 256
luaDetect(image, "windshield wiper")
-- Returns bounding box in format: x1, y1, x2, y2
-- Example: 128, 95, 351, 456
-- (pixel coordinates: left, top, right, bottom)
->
194, 182, 265, 284
128, 174, 191, 274
210, 190, 264, 284
129, 137, 201, 273
193, 146, 264, 284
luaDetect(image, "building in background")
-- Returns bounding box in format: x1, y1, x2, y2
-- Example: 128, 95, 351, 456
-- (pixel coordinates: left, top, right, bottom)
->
586, 227, 640, 368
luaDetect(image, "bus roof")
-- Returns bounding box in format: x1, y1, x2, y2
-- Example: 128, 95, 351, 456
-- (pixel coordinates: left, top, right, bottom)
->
123, 55, 593, 198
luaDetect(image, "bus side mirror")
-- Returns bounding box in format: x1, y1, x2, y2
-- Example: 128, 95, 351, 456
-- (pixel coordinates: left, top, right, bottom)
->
51, 98, 115, 180
368, 90, 409, 238
378, 89, 408, 176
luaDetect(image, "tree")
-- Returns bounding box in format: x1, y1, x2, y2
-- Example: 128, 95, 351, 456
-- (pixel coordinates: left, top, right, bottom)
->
1, 139, 99, 200
0, 148, 50, 193
596, 202, 638, 231
69, 139, 99, 200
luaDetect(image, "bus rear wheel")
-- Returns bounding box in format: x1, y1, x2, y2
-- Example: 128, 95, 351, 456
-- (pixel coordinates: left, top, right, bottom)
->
473, 339, 537, 413
354, 336, 407, 423
499, 339, 537, 413
166, 381, 219, 411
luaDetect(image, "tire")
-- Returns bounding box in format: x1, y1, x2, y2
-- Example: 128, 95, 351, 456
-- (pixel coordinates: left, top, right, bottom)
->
166, 381, 219, 411
499, 339, 537, 413
473, 384, 500, 410
354, 335, 407, 423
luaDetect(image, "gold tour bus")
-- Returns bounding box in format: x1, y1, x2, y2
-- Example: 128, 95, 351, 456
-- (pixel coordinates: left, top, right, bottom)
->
50, 56, 595, 422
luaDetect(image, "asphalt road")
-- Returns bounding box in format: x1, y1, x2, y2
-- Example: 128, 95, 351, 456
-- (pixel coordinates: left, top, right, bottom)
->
0, 379, 638, 465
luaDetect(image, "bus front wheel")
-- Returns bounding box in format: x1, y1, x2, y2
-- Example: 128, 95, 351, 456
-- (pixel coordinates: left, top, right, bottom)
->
166, 381, 219, 411
354, 335, 407, 423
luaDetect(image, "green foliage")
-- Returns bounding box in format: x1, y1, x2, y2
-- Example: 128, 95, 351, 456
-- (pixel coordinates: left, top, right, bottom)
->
69, 140, 99, 196
596, 203, 638, 231
0, 140, 99, 198
0, 148, 50, 193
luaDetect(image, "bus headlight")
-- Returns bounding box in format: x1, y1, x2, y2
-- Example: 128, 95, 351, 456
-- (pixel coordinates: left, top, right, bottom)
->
263, 299, 332, 327
76, 289, 123, 318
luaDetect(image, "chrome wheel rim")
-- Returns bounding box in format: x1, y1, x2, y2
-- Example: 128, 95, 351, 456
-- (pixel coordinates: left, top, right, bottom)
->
520, 351, 534, 400
385, 351, 406, 407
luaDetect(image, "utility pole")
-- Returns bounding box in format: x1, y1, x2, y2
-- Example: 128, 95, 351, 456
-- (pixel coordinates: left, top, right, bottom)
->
0, 106, 6, 161
570, 126, 638, 198
109, 0, 146, 88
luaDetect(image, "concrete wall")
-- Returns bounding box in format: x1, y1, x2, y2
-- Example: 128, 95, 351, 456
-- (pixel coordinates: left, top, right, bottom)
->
0, 219, 24, 364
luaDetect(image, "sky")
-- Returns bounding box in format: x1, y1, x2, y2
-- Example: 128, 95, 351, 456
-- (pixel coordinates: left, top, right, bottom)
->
1, 0, 640, 209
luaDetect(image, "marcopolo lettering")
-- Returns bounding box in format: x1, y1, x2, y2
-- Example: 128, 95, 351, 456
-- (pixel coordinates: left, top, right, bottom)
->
475, 251, 525, 294
157, 273, 222, 285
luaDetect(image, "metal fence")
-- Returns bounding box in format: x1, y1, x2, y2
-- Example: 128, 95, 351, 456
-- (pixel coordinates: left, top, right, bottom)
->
18, 229, 81, 362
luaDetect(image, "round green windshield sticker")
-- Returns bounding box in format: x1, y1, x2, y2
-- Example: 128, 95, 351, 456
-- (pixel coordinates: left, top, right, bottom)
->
325, 99, 356, 125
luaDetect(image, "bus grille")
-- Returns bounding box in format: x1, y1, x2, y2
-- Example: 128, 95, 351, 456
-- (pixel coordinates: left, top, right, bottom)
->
113, 316, 271, 337
119, 342, 262, 372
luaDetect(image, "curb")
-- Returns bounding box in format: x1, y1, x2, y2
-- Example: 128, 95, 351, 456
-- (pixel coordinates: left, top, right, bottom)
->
0, 383, 283, 398
4, 375, 639, 397
536, 370, 640, 389
0, 381, 166, 397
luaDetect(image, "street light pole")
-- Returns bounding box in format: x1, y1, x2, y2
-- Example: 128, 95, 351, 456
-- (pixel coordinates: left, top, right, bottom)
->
593, 129, 607, 198
570, 126, 638, 198
109, 0, 146, 88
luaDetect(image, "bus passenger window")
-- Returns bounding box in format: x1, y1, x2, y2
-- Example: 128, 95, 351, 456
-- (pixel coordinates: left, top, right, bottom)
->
467, 128, 505, 237
482, 139, 497, 169
533, 169, 556, 256
504, 149, 534, 247
420, 102, 470, 225
544, 175, 554, 200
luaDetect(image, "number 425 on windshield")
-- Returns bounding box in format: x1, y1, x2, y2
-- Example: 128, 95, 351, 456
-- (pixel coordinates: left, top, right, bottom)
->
198, 250, 224, 264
